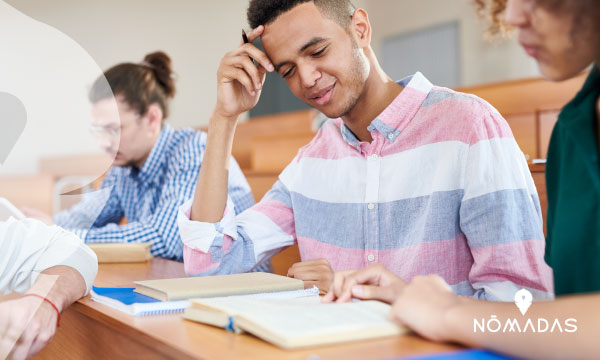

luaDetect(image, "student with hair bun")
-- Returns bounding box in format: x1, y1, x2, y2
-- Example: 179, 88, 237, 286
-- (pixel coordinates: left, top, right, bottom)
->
24, 51, 262, 268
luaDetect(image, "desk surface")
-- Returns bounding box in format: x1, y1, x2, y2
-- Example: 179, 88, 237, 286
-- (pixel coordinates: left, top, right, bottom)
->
37, 259, 461, 360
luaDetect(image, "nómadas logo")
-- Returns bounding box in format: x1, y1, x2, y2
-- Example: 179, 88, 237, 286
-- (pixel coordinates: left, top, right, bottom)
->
474, 289, 577, 333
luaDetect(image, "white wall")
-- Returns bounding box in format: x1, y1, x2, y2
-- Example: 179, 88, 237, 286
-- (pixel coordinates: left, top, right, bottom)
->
360, 0, 538, 86
1, 0, 538, 175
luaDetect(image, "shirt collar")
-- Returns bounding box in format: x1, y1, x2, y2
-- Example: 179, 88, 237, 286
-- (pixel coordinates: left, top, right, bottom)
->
338, 71, 433, 151
132, 124, 174, 185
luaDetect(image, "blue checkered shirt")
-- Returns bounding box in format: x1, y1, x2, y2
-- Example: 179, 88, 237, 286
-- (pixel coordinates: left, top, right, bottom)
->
54, 124, 260, 265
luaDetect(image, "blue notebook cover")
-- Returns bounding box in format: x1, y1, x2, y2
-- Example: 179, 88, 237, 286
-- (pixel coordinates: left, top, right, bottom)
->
391, 349, 516, 360
92, 286, 159, 305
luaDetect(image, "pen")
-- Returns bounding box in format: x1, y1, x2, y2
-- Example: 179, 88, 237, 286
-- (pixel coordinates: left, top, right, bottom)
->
242, 29, 258, 66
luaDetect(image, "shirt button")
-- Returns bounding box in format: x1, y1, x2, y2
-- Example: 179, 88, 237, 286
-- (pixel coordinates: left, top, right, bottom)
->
387, 133, 394, 139
367, 254, 375, 262
367, 203, 375, 210
370, 154, 378, 161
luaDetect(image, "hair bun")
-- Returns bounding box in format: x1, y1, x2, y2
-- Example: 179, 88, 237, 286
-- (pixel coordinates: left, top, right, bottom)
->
143, 51, 176, 98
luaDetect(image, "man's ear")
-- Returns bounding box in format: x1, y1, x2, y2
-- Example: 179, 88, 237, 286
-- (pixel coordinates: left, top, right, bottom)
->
349, 8, 371, 48
144, 103, 163, 131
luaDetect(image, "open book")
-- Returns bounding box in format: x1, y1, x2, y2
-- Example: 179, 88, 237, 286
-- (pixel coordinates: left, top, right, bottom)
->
134, 272, 304, 301
184, 296, 406, 349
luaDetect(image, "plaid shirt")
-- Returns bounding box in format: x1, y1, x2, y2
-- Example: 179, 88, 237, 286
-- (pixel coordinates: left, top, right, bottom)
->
54, 124, 257, 263
178, 72, 554, 300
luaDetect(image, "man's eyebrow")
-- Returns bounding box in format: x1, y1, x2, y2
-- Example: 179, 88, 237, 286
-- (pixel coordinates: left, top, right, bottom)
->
299, 37, 328, 53
274, 37, 330, 72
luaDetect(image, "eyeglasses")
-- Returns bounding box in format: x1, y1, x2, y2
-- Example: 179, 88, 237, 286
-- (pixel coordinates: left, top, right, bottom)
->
89, 114, 141, 138
89, 124, 121, 138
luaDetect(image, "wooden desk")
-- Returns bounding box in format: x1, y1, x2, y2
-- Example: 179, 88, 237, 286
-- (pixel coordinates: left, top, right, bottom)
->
35, 259, 461, 360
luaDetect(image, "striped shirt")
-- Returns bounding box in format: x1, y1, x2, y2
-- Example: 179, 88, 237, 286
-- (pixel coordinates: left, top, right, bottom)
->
178, 72, 554, 300
54, 124, 258, 263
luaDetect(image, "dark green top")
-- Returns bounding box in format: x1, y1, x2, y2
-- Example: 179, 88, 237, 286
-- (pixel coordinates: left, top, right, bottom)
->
545, 65, 600, 295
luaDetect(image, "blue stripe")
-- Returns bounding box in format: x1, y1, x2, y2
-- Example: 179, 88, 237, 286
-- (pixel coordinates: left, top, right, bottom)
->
422, 88, 485, 108
291, 190, 463, 250
460, 189, 543, 249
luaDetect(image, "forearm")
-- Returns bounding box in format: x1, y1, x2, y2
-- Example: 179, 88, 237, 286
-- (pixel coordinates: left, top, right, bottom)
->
446, 294, 599, 359
26, 266, 87, 313
191, 111, 238, 222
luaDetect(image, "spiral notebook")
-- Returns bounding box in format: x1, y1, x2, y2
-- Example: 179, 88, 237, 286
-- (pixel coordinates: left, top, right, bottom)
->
91, 286, 189, 316
91, 286, 319, 317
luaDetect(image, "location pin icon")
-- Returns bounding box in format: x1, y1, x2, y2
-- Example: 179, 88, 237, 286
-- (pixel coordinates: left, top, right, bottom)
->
514, 288, 533, 316
0, 92, 27, 165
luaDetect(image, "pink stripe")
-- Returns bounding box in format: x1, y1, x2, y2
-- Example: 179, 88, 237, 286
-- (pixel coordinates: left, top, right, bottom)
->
183, 245, 220, 275
378, 87, 427, 130
251, 199, 296, 236
470, 239, 554, 293
296, 120, 362, 161
381, 100, 513, 157
297, 236, 364, 270
296, 91, 514, 161
297, 235, 474, 286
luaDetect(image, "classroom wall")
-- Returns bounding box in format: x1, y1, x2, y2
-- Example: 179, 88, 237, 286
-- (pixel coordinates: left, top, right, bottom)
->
361, 0, 539, 86
1, 0, 538, 175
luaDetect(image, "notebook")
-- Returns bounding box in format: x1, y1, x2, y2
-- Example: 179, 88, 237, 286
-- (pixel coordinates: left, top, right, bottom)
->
88, 243, 153, 263
134, 272, 304, 301
90, 286, 188, 316
397, 349, 516, 360
0, 197, 25, 221
184, 296, 407, 349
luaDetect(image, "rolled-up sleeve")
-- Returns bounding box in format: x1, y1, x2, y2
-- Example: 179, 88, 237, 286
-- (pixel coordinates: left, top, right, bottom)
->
0, 218, 98, 295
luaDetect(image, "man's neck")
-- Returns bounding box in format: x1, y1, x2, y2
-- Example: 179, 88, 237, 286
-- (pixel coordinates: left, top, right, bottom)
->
341, 62, 403, 143
133, 130, 162, 170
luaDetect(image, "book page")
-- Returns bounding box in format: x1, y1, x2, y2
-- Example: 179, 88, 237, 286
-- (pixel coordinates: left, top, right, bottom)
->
193, 296, 404, 341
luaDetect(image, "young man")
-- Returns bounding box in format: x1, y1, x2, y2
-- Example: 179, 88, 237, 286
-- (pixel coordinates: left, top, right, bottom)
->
178, 0, 552, 299
24, 52, 259, 264
324, 0, 600, 358
0, 218, 97, 359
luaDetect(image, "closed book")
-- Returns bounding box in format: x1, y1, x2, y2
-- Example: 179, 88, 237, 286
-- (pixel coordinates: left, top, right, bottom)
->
184, 296, 406, 349
88, 243, 153, 263
134, 272, 304, 301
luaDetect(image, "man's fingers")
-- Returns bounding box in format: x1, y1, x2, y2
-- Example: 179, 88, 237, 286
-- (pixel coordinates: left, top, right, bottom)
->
221, 67, 256, 96
229, 55, 263, 91
233, 43, 274, 72
246, 25, 264, 42
351, 285, 398, 304
288, 269, 322, 281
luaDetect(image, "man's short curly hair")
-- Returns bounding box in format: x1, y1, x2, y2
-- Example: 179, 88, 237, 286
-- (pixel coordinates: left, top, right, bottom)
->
474, 0, 600, 38
247, 0, 355, 30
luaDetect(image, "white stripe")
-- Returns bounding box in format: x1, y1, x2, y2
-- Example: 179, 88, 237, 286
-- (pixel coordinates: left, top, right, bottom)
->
463, 137, 535, 201
406, 71, 434, 93
364, 154, 381, 203
237, 209, 295, 264
288, 142, 467, 203
285, 138, 534, 204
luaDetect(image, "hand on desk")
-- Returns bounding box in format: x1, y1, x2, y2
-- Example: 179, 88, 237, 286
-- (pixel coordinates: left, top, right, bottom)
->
287, 258, 334, 294
20, 207, 54, 226
0, 296, 58, 360
322, 263, 406, 304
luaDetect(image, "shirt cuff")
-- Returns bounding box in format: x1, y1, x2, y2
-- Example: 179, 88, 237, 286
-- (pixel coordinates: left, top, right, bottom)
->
177, 198, 238, 253
33, 227, 98, 295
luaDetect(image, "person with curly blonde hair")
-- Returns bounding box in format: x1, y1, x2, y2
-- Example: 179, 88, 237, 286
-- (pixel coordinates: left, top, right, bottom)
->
325, 0, 599, 358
